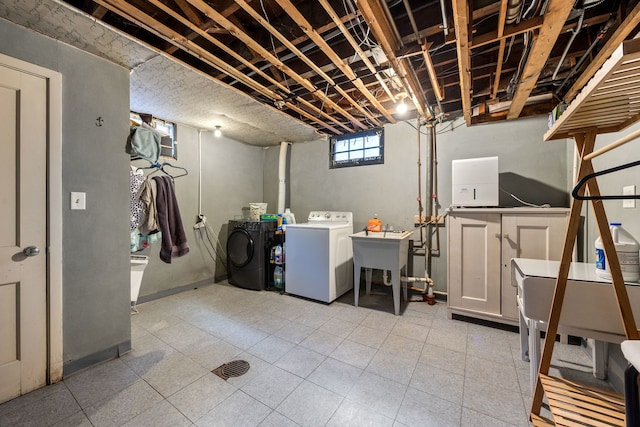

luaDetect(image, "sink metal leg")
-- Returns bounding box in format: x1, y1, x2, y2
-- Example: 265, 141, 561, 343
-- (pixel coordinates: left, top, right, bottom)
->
354, 266, 361, 307
592, 340, 608, 380
392, 275, 400, 315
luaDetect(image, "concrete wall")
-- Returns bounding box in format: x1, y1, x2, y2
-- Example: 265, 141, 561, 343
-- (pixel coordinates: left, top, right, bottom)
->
135, 127, 266, 298
0, 19, 132, 373
282, 116, 571, 292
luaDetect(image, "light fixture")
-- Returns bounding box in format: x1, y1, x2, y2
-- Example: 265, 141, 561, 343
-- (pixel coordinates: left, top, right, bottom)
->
214, 126, 222, 137
396, 100, 408, 115
395, 92, 408, 115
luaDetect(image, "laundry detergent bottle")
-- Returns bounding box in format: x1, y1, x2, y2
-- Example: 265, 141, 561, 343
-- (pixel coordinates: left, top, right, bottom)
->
595, 222, 640, 282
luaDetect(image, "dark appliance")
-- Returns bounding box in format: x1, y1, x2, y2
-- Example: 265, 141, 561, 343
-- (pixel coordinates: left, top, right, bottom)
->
226, 220, 276, 290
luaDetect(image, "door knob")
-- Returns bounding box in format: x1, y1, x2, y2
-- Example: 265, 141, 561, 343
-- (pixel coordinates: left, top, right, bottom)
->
23, 246, 40, 257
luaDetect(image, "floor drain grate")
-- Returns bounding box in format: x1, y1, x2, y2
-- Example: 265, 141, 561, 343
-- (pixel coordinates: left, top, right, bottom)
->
212, 360, 250, 380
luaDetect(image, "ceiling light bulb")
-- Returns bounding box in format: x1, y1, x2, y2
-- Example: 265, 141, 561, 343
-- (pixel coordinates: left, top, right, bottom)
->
396, 100, 408, 115
214, 126, 222, 137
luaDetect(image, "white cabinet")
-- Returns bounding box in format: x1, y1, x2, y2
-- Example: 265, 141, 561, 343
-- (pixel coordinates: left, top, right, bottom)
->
447, 208, 568, 325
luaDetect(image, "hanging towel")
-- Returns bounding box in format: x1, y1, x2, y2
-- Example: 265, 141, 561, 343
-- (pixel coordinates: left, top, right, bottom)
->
153, 176, 189, 263
138, 178, 158, 235
126, 122, 161, 164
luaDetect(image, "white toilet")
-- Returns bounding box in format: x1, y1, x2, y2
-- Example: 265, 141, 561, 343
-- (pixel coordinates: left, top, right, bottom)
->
130, 255, 149, 310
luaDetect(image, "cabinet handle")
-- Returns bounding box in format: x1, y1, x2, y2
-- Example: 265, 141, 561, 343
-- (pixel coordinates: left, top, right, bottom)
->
495, 233, 510, 239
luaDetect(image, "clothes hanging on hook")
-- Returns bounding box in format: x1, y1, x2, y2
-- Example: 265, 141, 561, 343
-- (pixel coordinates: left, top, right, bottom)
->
126, 122, 162, 164
138, 178, 158, 235
153, 176, 189, 263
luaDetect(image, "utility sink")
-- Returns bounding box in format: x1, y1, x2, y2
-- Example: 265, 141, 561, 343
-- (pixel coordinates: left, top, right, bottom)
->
350, 230, 414, 240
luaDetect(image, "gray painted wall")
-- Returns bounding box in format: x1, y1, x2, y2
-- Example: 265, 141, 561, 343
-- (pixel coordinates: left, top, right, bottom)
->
135, 126, 266, 298
0, 19, 132, 372
281, 116, 571, 292
579, 121, 640, 391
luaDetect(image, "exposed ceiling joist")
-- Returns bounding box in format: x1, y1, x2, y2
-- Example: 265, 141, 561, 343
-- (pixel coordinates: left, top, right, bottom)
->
185, 0, 367, 130
317, 0, 395, 103
506, 0, 575, 120
274, 0, 393, 124
472, 16, 544, 50
230, 0, 378, 128
422, 42, 444, 101
491, 0, 509, 100
564, 1, 640, 103
452, 0, 472, 125
356, 0, 427, 116
15, 0, 639, 143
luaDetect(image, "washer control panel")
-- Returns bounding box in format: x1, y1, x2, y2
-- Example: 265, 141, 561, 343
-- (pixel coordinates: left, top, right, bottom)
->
307, 211, 353, 224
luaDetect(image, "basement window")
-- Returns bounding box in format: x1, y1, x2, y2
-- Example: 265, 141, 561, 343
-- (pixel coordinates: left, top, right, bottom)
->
330, 127, 384, 169
130, 112, 178, 160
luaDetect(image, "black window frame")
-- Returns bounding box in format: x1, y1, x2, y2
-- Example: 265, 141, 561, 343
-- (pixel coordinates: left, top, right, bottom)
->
329, 127, 384, 169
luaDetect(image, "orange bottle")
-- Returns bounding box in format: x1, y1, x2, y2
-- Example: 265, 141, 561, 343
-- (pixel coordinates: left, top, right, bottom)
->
367, 214, 382, 232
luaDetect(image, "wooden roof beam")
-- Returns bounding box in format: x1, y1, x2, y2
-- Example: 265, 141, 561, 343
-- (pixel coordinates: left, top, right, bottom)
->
452, 0, 472, 125
317, 0, 395, 107
491, 0, 509, 100
185, 0, 367, 130
235, 0, 382, 127
95, 0, 279, 98
146, 0, 290, 98
173, 0, 204, 27
356, 0, 426, 116
275, 0, 393, 124
401, 1, 502, 45
422, 42, 443, 101
506, 0, 574, 120
96, 0, 353, 134
472, 16, 543, 50
564, 1, 640, 103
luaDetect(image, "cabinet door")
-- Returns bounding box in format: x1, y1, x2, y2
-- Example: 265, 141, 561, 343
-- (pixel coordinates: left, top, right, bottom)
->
448, 213, 502, 315
501, 214, 567, 320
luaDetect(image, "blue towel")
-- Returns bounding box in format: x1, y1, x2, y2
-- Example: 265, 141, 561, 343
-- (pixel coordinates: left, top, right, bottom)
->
126, 124, 161, 164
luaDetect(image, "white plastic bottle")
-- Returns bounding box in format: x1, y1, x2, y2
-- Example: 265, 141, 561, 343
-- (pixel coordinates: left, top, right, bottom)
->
273, 265, 284, 289
595, 222, 640, 282
274, 244, 283, 265
283, 208, 296, 225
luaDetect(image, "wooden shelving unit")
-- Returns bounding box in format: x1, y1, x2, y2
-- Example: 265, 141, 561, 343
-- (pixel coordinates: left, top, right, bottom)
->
532, 38, 640, 426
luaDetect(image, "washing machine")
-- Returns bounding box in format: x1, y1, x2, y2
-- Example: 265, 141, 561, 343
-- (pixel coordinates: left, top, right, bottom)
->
226, 220, 276, 290
285, 211, 353, 302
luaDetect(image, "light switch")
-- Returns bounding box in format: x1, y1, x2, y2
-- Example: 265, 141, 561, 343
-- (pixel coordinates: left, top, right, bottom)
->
623, 185, 636, 209
71, 192, 86, 210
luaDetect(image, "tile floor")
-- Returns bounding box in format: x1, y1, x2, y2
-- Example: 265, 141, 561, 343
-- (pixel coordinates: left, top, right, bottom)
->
0, 281, 612, 426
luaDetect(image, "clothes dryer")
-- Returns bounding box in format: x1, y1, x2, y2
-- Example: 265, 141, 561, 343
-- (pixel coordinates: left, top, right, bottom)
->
226, 220, 275, 290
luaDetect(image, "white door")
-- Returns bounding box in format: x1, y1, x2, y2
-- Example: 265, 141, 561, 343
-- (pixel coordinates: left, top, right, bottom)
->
0, 65, 48, 403
501, 213, 568, 320
448, 213, 502, 315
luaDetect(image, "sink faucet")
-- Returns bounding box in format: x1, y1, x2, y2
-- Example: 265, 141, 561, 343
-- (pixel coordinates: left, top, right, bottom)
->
363, 226, 368, 236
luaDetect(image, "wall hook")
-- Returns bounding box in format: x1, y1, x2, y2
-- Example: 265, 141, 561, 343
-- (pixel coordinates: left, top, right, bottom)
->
96, 116, 103, 127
